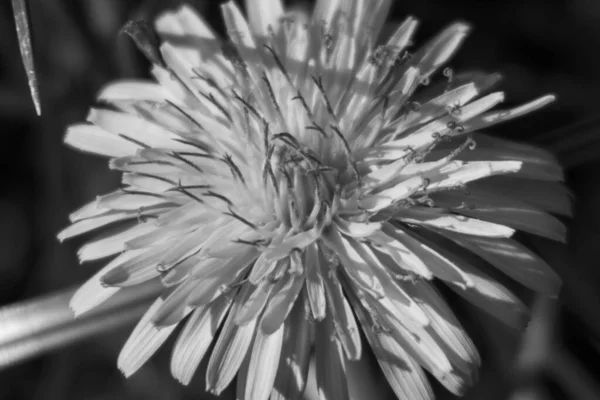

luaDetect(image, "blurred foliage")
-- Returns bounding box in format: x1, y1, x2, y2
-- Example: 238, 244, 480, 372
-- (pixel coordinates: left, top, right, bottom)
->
1, 0, 600, 399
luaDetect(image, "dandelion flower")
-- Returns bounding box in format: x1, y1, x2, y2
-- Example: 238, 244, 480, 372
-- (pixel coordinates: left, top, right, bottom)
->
60, 0, 568, 398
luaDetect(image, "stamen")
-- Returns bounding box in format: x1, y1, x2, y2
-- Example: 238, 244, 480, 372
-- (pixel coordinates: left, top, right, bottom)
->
305, 123, 329, 138
134, 172, 176, 185
312, 76, 337, 121
165, 99, 206, 132
262, 73, 284, 123
222, 153, 246, 184
170, 180, 205, 204
223, 206, 257, 230
292, 91, 314, 118
170, 152, 204, 173
192, 69, 228, 99
120, 189, 165, 199
204, 190, 233, 206
118, 134, 150, 149
172, 138, 211, 153
263, 44, 294, 85
127, 160, 174, 167
232, 90, 263, 121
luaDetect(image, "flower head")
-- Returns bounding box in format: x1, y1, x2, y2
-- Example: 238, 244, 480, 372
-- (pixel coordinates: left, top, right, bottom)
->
60, 0, 568, 398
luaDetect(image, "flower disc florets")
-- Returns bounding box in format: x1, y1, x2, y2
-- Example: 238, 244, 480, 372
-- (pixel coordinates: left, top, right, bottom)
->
60, 1, 568, 399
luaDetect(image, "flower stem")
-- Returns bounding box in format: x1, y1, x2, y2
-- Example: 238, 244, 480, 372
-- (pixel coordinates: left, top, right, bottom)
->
0, 280, 162, 369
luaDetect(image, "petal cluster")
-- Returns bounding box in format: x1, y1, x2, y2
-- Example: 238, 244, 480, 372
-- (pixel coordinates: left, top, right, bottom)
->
61, 0, 568, 399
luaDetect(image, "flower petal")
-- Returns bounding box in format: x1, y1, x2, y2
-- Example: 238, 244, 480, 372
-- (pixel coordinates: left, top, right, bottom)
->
305, 243, 327, 321
270, 298, 312, 400
118, 296, 187, 377
170, 295, 233, 385
245, 0, 284, 37
432, 188, 566, 242
205, 286, 257, 395
441, 231, 561, 296
261, 272, 304, 334
315, 316, 349, 400
64, 124, 140, 157
243, 323, 285, 400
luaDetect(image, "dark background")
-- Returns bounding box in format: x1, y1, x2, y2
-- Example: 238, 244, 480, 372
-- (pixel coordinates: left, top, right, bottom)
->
1, 0, 600, 399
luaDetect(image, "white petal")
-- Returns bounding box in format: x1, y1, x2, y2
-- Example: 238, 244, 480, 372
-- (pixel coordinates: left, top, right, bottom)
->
270, 300, 312, 400
261, 273, 304, 334
398, 207, 515, 238
59, 211, 135, 241
359, 176, 426, 212
69, 252, 144, 316
426, 160, 522, 191
97, 81, 172, 103
78, 222, 155, 262
322, 229, 386, 300
245, 0, 284, 37
334, 218, 382, 238
315, 316, 349, 400
465, 95, 556, 132
432, 188, 566, 242
235, 280, 274, 326
100, 244, 171, 287
471, 177, 572, 216
322, 271, 362, 360
305, 243, 327, 321
350, 297, 433, 400
87, 109, 191, 151
449, 266, 528, 329
380, 224, 472, 287
156, 4, 216, 39
118, 297, 186, 377
64, 124, 139, 157
442, 231, 561, 296
243, 324, 285, 400
403, 281, 480, 383
205, 286, 258, 394
414, 22, 470, 78
171, 296, 233, 385
151, 280, 197, 327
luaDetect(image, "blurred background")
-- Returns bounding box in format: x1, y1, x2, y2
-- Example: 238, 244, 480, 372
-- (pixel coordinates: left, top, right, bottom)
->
1, 0, 600, 399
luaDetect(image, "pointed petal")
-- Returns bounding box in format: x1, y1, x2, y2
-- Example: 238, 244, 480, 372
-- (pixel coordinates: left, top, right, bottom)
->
305, 243, 327, 321
322, 228, 386, 300
400, 228, 528, 328
243, 324, 285, 400
64, 124, 140, 157
235, 280, 274, 326
151, 280, 197, 327
322, 271, 362, 360
471, 177, 572, 216
206, 286, 258, 395
97, 81, 173, 103
398, 207, 515, 238
170, 296, 233, 385
261, 272, 304, 334
403, 281, 480, 384
413, 22, 470, 78
271, 298, 313, 400
78, 222, 155, 262
432, 188, 567, 242
350, 294, 434, 400
118, 296, 185, 377
441, 231, 561, 296
70, 253, 141, 316
315, 316, 349, 400
245, 0, 284, 37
